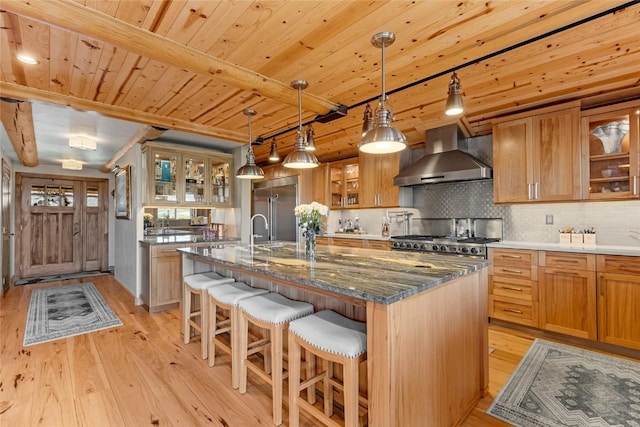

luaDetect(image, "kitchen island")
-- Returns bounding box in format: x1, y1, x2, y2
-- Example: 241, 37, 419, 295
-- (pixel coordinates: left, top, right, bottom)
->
179, 242, 490, 426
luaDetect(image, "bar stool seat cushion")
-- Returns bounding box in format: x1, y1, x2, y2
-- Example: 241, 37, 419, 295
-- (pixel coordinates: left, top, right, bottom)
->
289, 310, 367, 358
184, 272, 235, 289
238, 293, 313, 325
208, 282, 268, 306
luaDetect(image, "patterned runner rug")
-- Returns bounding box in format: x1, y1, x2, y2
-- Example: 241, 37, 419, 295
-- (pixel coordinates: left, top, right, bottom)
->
487, 339, 640, 426
23, 282, 122, 346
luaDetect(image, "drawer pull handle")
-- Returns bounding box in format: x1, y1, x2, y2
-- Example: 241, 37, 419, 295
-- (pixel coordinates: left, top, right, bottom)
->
556, 259, 579, 263
501, 286, 523, 292
502, 308, 523, 314
502, 268, 523, 274
503, 255, 522, 259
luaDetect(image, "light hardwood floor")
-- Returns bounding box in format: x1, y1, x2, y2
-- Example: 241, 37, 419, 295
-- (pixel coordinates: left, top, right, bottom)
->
3, 274, 619, 426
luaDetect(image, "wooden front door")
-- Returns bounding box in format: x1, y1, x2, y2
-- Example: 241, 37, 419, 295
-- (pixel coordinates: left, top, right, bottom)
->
16, 174, 108, 279
2, 160, 12, 294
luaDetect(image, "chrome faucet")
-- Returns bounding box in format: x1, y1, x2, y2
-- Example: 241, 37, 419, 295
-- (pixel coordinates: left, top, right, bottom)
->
250, 213, 269, 249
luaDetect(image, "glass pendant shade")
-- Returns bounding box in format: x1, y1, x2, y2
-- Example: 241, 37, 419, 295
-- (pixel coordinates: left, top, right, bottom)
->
359, 32, 407, 154
283, 80, 319, 169
305, 124, 316, 151
236, 109, 264, 180
268, 137, 280, 161
445, 71, 464, 116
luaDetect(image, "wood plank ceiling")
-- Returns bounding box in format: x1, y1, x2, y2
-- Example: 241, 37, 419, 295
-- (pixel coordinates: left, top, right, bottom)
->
1, 0, 639, 167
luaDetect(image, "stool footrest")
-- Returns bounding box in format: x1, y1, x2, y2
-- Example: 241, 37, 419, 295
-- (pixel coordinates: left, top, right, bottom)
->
299, 372, 325, 391
297, 400, 342, 427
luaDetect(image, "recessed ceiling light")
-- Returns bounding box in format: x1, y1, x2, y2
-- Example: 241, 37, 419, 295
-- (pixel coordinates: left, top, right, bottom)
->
16, 53, 38, 65
69, 135, 97, 150
62, 159, 83, 170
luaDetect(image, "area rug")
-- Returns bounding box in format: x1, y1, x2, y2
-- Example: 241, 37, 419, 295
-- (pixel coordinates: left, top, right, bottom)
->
23, 282, 122, 346
487, 339, 640, 426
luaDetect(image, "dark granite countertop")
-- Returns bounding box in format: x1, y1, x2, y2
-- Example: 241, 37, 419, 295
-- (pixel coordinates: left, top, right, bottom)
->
178, 242, 489, 305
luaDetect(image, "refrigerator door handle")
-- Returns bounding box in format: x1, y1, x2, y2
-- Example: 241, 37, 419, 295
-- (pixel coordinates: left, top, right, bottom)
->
269, 194, 278, 241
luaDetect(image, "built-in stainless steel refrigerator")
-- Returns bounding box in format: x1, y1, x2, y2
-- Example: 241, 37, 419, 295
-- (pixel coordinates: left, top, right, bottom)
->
252, 176, 298, 242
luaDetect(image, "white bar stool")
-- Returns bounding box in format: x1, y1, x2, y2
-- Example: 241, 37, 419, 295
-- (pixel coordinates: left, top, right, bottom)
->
182, 272, 235, 359
288, 310, 367, 427
207, 281, 268, 389
238, 292, 314, 426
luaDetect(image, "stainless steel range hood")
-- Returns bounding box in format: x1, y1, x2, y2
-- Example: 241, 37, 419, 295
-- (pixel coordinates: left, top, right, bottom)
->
392, 124, 491, 186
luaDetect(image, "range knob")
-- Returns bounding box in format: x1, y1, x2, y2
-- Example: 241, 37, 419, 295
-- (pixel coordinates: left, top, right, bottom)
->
460, 247, 469, 254
400, 242, 407, 249
431, 244, 439, 251
413, 242, 422, 250
470, 247, 480, 254
420, 243, 428, 251
439, 245, 448, 252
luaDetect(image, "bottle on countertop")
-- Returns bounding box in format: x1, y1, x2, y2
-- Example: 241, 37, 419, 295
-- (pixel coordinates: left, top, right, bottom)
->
382, 213, 390, 236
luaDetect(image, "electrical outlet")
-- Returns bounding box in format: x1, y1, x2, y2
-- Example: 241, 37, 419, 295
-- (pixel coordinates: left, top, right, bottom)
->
545, 214, 554, 225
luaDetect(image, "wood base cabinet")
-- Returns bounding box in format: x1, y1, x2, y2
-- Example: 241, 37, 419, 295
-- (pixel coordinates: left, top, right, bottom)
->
539, 251, 597, 340
488, 248, 539, 327
597, 255, 640, 350
141, 243, 183, 312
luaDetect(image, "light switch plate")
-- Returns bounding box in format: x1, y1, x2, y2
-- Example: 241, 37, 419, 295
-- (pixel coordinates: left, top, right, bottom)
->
545, 214, 554, 225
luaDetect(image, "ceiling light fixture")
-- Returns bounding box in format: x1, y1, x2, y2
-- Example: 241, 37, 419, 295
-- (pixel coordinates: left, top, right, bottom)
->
235, 109, 264, 180
69, 135, 97, 151
361, 103, 373, 137
305, 124, 316, 151
268, 137, 280, 162
444, 71, 464, 116
16, 53, 38, 65
62, 159, 83, 170
359, 32, 407, 155
283, 80, 319, 169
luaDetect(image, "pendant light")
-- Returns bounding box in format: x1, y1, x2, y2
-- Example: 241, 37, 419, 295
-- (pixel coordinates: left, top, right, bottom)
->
283, 80, 320, 169
445, 71, 464, 116
268, 137, 280, 162
305, 124, 316, 151
235, 109, 264, 180
359, 32, 407, 154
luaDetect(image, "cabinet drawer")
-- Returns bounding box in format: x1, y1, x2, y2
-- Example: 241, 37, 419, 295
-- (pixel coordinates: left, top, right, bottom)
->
316, 236, 330, 246
489, 296, 538, 327
489, 249, 536, 268
490, 276, 537, 302
365, 240, 391, 250
491, 265, 535, 280
541, 251, 595, 271
331, 238, 364, 248
597, 255, 640, 275
152, 246, 181, 258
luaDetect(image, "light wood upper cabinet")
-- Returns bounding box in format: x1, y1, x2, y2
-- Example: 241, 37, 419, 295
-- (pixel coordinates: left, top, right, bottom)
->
359, 152, 400, 208
581, 100, 640, 200
538, 251, 597, 340
329, 159, 359, 208
597, 255, 640, 350
493, 103, 581, 203
142, 142, 233, 207
311, 164, 329, 206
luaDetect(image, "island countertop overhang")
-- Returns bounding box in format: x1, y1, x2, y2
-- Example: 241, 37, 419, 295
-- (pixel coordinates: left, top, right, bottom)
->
178, 242, 489, 305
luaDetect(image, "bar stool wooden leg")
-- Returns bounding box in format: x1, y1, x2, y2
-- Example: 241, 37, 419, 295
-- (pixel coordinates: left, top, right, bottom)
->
306, 349, 316, 405
271, 323, 284, 426
288, 335, 302, 427
183, 285, 191, 344
200, 289, 209, 359
344, 358, 359, 427
238, 310, 250, 395
324, 358, 333, 417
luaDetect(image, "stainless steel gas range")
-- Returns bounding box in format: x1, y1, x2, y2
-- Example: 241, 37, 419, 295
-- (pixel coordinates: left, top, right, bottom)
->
390, 217, 503, 259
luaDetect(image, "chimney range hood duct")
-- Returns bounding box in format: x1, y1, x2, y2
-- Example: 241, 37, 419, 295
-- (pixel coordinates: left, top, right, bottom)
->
392, 124, 491, 186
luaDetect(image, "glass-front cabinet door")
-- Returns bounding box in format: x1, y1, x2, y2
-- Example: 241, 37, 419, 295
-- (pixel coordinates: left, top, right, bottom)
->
183, 154, 206, 205
329, 159, 359, 208
151, 150, 179, 204
210, 160, 230, 205
582, 103, 640, 200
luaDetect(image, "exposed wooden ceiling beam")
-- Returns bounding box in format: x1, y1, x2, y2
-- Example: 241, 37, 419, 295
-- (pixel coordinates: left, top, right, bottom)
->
0, 98, 38, 167
100, 125, 167, 173
0, 81, 246, 142
2, 0, 340, 115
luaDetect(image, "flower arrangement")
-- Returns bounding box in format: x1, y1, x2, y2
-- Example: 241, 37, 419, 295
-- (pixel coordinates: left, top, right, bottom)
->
294, 201, 329, 235
294, 202, 328, 257
143, 213, 154, 229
